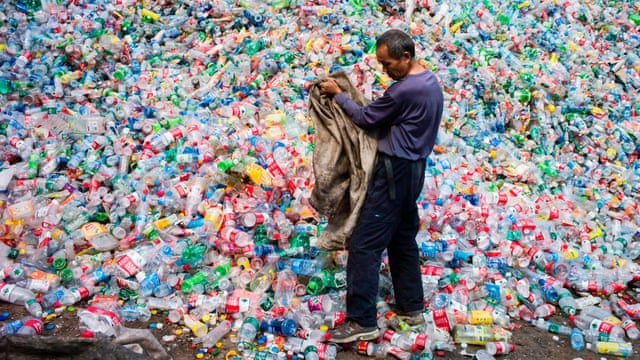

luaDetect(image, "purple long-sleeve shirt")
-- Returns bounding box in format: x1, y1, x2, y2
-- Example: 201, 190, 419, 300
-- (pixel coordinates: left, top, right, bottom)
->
334, 70, 443, 161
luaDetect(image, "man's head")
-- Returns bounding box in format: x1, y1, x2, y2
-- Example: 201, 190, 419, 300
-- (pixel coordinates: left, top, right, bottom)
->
375, 29, 415, 80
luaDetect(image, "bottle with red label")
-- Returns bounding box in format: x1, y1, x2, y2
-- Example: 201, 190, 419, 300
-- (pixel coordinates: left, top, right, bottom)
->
486, 341, 515, 355
572, 313, 625, 342
381, 329, 416, 352
62, 285, 96, 306
357, 340, 412, 359
16, 317, 43, 335
146, 126, 185, 151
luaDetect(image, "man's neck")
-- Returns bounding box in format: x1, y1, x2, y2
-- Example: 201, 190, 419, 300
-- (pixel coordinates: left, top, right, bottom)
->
408, 60, 425, 75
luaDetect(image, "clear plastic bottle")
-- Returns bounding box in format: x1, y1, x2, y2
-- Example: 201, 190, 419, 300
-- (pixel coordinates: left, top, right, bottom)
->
248, 260, 276, 294
283, 336, 313, 353
16, 317, 43, 335
586, 341, 633, 357
621, 315, 640, 341
556, 286, 577, 316
532, 319, 572, 336
365, 341, 412, 359
259, 315, 297, 337
533, 304, 556, 319
237, 316, 260, 352
183, 313, 208, 337
381, 329, 417, 352
377, 309, 411, 333
298, 327, 330, 342
0, 282, 41, 317
474, 349, 496, 360
41, 286, 72, 308
274, 268, 297, 308
485, 341, 514, 355
570, 327, 585, 351
0, 318, 24, 335
572, 313, 625, 341
453, 324, 511, 345
194, 320, 231, 348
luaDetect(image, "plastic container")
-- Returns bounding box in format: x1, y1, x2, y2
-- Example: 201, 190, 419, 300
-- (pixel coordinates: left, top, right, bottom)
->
570, 328, 585, 351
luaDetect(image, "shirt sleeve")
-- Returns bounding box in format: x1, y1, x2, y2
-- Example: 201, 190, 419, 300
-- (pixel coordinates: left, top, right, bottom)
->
334, 92, 399, 130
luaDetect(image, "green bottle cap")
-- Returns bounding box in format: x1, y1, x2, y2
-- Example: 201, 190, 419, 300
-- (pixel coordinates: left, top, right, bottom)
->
7, 248, 19, 259
58, 268, 73, 283
53, 257, 67, 270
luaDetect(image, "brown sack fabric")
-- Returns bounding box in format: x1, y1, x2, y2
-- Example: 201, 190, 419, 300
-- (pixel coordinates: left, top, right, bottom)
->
308, 71, 378, 250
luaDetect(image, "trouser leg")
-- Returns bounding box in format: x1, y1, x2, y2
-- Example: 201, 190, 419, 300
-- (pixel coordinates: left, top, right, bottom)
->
387, 157, 425, 312
346, 159, 397, 327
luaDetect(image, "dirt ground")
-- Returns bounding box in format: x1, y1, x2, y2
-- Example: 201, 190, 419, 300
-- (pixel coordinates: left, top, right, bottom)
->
2, 299, 640, 360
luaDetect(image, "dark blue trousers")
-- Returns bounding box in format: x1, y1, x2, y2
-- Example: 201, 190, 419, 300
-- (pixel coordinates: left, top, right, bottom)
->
346, 153, 425, 327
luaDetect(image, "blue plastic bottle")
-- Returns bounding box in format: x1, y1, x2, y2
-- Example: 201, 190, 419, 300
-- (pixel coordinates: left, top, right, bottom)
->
570, 327, 585, 351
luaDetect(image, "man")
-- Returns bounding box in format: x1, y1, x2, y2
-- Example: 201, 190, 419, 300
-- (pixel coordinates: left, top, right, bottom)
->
318, 29, 444, 343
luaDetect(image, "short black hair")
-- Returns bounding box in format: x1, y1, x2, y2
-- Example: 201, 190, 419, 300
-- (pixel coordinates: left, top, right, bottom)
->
376, 29, 415, 59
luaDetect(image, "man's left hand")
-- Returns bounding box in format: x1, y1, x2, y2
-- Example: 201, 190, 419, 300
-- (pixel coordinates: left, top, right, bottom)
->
319, 78, 341, 97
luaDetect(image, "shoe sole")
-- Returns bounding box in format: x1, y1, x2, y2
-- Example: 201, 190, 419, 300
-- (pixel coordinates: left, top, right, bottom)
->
330, 328, 380, 343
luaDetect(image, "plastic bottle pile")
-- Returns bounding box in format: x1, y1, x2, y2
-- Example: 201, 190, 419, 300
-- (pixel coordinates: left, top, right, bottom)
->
0, 0, 640, 359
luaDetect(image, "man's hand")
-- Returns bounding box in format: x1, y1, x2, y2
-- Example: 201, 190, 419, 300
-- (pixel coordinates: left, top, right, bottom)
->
319, 78, 341, 97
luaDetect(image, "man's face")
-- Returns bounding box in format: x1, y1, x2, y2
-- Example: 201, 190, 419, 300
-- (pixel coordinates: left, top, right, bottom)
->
375, 43, 411, 81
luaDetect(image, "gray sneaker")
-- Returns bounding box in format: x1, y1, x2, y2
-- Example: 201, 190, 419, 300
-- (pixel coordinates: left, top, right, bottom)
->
328, 321, 380, 343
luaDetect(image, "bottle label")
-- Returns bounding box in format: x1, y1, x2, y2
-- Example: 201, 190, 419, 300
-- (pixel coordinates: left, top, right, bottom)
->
432, 308, 452, 331
29, 269, 58, 284
333, 270, 347, 288
173, 182, 189, 197
71, 287, 90, 301
225, 295, 250, 313
307, 296, 323, 312
603, 315, 622, 326
469, 326, 486, 344
116, 251, 145, 277
411, 333, 428, 350
330, 312, 346, 327
204, 205, 224, 231
547, 322, 560, 334
421, 265, 444, 281
0, 283, 16, 302
23, 319, 43, 334
622, 319, 634, 331
81, 222, 107, 240
26, 279, 50, 292
469, 310, 492, 325
382, 329, 400, 343
454, 325, 487, 345
591, 319, 614, 334
488, 341, 513, 354
7, 200, 34, 221
264, 153, 286, 178
356, 341, 369, 355
85, 306, 122, 326
314, 342, 330, 359
595, 342, 632, 357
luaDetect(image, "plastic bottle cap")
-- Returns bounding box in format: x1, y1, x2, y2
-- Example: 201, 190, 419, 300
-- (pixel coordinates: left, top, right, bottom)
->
80, 330, 94, 338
